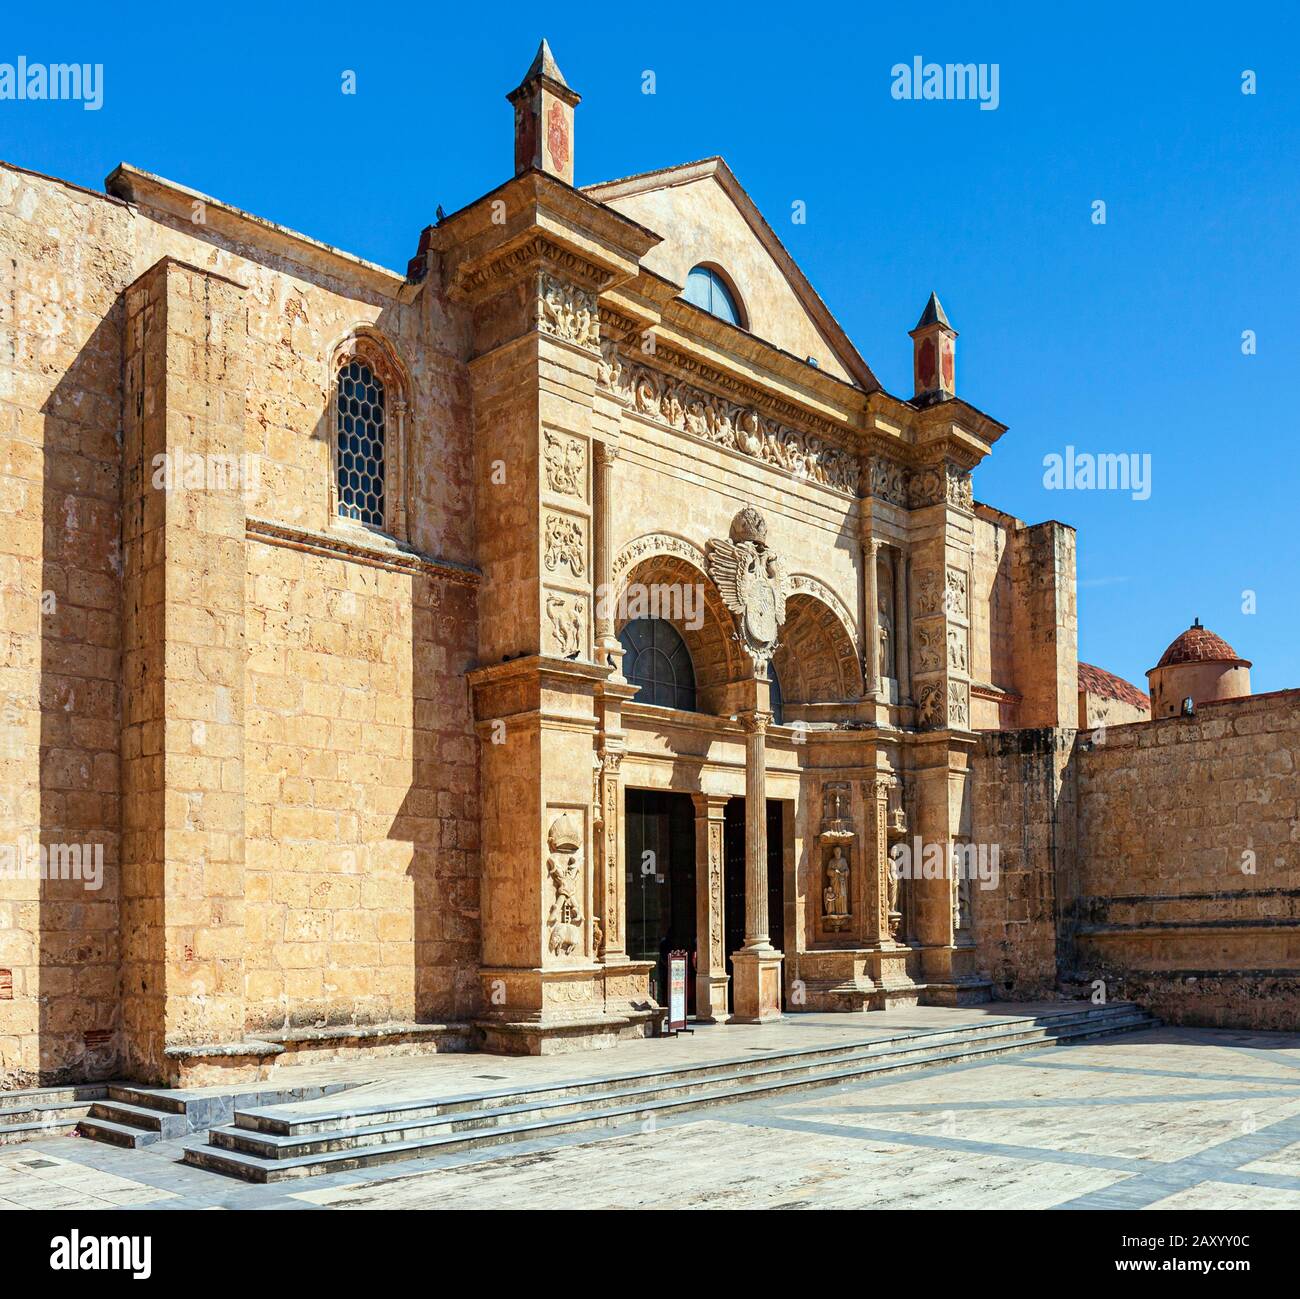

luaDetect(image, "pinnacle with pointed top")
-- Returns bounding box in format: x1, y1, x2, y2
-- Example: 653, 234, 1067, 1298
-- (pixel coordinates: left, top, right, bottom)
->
909, 291, 957, 402
523, 38, 569, 89
914, 290, 951, 331
507, 39, 580, 183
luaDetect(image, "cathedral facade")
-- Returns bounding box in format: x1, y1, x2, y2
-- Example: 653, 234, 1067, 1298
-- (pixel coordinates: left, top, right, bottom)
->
2, 43, 1295, 1087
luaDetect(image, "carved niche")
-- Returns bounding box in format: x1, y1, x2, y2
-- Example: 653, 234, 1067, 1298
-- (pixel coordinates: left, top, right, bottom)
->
819, 781, 855, 935
706, 507, 788, 675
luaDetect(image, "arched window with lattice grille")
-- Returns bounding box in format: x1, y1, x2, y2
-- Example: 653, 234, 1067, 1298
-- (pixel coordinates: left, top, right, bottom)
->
329, 332, 409, 538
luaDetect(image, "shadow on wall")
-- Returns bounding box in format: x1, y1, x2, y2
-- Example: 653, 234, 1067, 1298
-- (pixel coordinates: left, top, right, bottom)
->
38, 308, 124, 1085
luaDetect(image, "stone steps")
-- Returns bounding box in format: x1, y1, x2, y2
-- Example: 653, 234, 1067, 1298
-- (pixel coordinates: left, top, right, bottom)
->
0, 1086, 107, 1145
75, 1079, 361, 1150
184, 1003, 1157, 1182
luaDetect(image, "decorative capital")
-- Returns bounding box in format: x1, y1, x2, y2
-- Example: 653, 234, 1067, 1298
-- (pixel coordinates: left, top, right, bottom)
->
738, 709, 773, 737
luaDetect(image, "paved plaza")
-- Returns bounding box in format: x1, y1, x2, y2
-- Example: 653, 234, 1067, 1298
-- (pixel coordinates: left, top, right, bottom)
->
0, 1023, 1297, 1210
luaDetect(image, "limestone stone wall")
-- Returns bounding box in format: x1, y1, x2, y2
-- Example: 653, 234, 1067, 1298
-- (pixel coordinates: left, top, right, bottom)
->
244, 540, 481, 1032
1071, 691, 1300, 1029
0, 160, 482, 1084
0, 168, 135, 1085
969, 505, 1077, 732
970, 728, 1076, 999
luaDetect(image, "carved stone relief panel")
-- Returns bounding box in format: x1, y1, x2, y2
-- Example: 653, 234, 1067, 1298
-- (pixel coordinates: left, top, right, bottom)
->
544, 591, 586, 658
545, 810, 586, 960
544, 429, 586, 498
916, 680, 946, 730
948, 680, 969, 729
708, 820, 724, 966
537, 272, 600, 352
543, 511, 586, 578
913, 619, 944, 675
947, 626, 968, 672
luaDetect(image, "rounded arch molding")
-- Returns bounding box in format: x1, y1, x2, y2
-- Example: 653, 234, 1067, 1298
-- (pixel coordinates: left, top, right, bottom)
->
326, 324, 413, 540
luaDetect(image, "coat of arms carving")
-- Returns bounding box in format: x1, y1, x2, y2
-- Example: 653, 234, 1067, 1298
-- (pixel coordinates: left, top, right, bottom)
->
706, 507, 788, 674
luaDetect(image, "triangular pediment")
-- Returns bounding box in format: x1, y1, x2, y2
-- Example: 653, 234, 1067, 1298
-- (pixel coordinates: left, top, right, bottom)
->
585, 158, 876, 389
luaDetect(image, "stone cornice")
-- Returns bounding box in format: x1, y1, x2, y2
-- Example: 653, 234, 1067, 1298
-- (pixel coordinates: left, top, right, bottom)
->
107, 164, 408, 296
246, 517, 481, 586
438, 171, 659, 303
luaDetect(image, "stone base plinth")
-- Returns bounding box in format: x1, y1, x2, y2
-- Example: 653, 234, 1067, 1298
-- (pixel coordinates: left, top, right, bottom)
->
730, 948, 784, 1023
476, 1010, 660, 1055
162, 1022, 476, 1087
695, 973, 731, 1024
921, 978, 994, 1007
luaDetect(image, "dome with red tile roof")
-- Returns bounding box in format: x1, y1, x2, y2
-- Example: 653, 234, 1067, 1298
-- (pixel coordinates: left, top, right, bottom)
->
1155, 620, 1250, 670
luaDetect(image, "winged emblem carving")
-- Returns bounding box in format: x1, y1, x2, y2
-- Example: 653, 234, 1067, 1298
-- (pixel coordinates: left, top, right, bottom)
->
706, 507, 788, 673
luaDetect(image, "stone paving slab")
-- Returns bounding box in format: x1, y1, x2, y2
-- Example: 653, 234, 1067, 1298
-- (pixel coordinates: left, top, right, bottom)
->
0, 1022, 1294, 1210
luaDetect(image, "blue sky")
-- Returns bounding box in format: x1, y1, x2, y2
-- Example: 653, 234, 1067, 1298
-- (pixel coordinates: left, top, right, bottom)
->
5, 1, 1297, 692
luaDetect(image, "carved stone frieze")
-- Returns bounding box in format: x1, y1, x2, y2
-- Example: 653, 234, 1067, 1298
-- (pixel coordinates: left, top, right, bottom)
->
863, 453, 908, 507
598, 347, 859, 494
909, 459, 974, 511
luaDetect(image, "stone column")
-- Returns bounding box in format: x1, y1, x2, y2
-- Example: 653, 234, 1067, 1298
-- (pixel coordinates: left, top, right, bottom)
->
741, 709, 771, 948
862, 537, 880, 695
592, 440, 622, 674
691, 792, 730, 1022
732, 691, 783, 1023
896, 548, 912, 701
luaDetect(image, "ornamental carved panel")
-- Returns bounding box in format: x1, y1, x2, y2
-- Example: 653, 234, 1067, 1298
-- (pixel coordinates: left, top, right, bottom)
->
537, 272, 600, 351
544, 592, 586, 658
545, 811, 585, 959
708, 821, 724, 965
914, 619, 944, 674
543, 512, 586, 577
916, 680, 946, 730
544, 430, 586, 498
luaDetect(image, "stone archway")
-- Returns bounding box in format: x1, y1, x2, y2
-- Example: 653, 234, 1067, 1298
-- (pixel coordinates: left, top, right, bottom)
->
612, 540, 748, 713
772, 591, 864, 704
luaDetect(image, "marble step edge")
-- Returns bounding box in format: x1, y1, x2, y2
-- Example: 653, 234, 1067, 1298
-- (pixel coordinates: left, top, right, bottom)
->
233, 1005, 1156, 1137
190, 1014, 1155, 1178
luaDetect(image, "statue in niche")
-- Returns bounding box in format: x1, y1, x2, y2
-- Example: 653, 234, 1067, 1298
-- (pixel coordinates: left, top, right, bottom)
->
823, 845, 851, 931
878, 588, 895, 680
953, 875, 972, 934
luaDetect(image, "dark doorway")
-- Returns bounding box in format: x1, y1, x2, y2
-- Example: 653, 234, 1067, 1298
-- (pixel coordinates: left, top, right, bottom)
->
723, 798, 786, 1011
624, 789, 696, 1009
